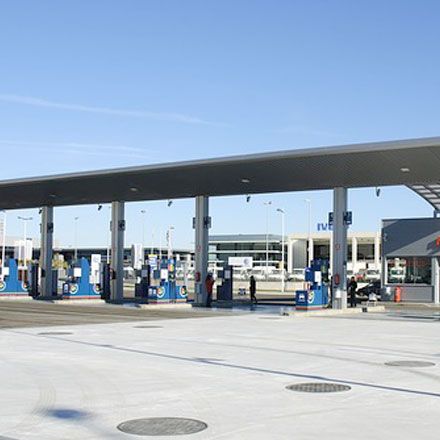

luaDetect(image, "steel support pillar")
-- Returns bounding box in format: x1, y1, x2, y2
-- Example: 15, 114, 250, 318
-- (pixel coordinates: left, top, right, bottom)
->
110, 201, 125, 302
40, 206, 54, 297
331, 187, 348, 309
374, 233, 381, 269
194, 196, 210, 306
433, 257, 440, 304
351, 236, 358, 273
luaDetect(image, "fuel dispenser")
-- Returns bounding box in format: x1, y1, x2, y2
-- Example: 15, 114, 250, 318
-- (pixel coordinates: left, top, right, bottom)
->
148, 258, 187, 303
0, 259, 29, 296
28, 262, 58, 298
134, 264, 151, 299
216, 265, 234, 303
295, 259, 329, 310
62, 257, 101, 299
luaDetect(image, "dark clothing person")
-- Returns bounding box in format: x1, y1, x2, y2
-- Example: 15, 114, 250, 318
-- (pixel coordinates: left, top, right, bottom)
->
249, 275, 257, 304
205, 274, 214, 307
348, 277, 358, 308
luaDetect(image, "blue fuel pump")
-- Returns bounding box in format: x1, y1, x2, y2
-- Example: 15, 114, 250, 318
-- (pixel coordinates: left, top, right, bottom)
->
0, 259, 28, 296
62, 258, 101, 299
295, 259, 329, 310
148, 258, 187, 303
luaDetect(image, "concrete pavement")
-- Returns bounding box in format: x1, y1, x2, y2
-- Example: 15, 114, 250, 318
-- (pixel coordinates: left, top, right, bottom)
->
0, 303, 439, 439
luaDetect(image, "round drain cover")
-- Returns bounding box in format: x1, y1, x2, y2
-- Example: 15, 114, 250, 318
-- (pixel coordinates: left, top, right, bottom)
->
38, 331, 73, 336
286, 382, 351, 393
117, 417, 208, 436
385, 360, 436, 367
133, 325, 163, 329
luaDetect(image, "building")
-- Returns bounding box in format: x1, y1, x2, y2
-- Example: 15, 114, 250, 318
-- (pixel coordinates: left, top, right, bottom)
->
382, 217, 440, 303
209, 234, 285, 268
287, 232, 381, 274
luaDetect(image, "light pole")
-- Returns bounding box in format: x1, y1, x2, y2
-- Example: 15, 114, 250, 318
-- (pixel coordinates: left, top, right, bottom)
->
304, 199, 312, 264
277, 208, 285, 293
141, 209, 147, 262
264, 201, 272, 279
17, 216, 33, 279
167, 226, 175, 259
74, 216, 79, 261
0, 210, 6, 281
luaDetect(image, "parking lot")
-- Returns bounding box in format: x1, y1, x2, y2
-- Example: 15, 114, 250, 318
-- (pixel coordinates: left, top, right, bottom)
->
0, 301, 439, 439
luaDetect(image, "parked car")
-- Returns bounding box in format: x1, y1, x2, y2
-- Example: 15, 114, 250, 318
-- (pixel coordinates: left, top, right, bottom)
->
365, 269, 380, 282
357, 280, 381, 300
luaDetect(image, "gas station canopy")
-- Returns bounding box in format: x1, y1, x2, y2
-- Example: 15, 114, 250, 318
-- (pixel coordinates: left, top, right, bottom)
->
1, 136, 440, 210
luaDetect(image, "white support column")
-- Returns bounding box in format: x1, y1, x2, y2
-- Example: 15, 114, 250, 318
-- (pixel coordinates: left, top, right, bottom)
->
194, 196, 210, 306
40, 206, 54, 297
351, 236, 358, 274
331, 187, 348, 309
110, 201, 125, 302
287, 240, 294, 273
308, 238, 314, 264
329, 233, 333, 271
433, 257, 440, 304
374, 233, 381, 270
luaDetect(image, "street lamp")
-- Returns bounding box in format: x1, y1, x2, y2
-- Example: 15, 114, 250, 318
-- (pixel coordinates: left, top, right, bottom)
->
74, 216, 79, 261
276, 208, 285, 293
304, 199, 312, 264
17, 216, 33, 278
263, 201, 272, 279
166, 226, 175, 259
140, 209, 147, 249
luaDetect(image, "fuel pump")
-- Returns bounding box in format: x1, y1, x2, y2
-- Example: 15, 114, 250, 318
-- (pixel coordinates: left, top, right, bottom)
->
148, 258, 187, 303
0, 259, 29, 297
135, 264, 151, 299
217, 265, 234, 303
295, 259, 329, 310
62, 257, 101, 299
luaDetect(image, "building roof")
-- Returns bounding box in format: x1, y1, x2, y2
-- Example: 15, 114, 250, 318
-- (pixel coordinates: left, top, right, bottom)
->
1, 136, 440, 209
407, 184, 440, 211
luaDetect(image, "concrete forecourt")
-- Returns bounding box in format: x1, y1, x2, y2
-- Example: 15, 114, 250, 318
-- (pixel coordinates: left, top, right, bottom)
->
0, 302, 439, 439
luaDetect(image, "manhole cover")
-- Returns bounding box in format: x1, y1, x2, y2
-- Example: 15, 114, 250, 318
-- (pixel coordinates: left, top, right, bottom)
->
385, 360, 436, 367
133, 325, 163, 329
38, 332, 73, 336
117, 417, 208, 436
286, 382, 351, 393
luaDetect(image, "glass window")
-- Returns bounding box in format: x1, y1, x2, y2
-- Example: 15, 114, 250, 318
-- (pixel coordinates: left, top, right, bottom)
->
387, 257, 431, 284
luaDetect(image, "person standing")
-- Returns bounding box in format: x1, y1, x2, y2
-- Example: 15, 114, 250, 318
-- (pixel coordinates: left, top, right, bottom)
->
249, 275, 257, 304
348, 276, 358, 308
205, 273, 214, 307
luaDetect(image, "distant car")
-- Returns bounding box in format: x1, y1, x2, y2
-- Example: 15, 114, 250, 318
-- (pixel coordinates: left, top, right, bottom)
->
357, 280, 381, 300
365, 269, 380, 282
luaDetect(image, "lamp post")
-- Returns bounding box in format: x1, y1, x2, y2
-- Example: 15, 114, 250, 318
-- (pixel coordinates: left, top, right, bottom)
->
74, 216, 79, 261
17, 216, 32, 279
264, 201, 272, 279
141, 209, 147, 263
276, 208, 285, 293
167, 226, 175, 259
304, 199, 312, 264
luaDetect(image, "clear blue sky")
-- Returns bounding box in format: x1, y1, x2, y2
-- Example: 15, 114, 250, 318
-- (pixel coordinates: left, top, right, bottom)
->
0, 0, 438, 249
